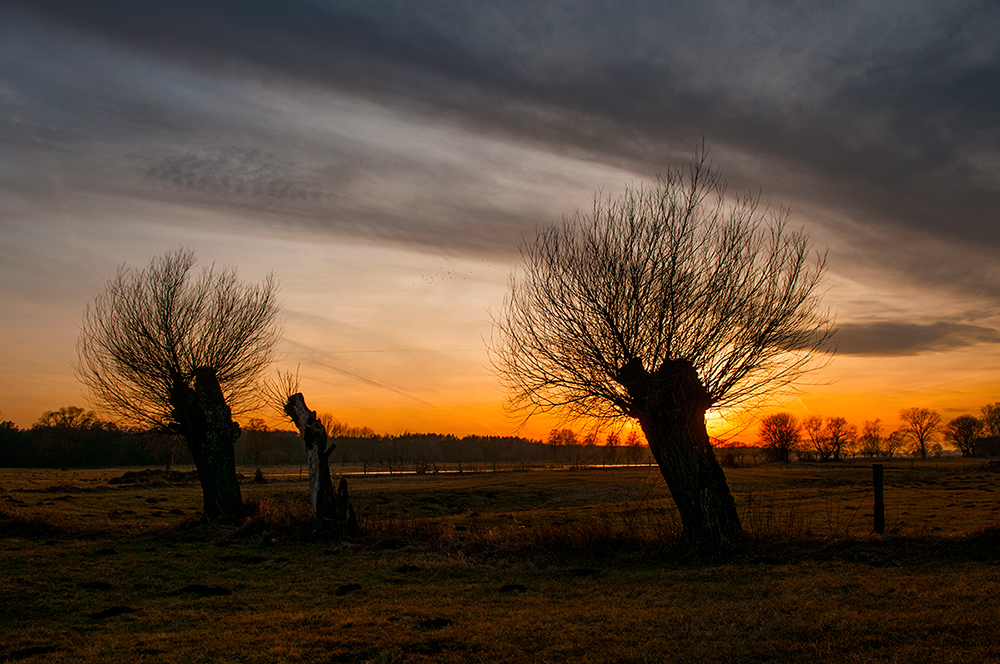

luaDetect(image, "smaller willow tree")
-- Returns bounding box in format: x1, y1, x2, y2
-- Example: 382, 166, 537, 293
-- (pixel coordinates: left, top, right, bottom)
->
77, 248, 281, 521
492, 149, 833, 547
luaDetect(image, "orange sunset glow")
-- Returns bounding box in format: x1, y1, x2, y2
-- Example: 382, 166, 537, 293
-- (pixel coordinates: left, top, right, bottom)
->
2, 3, 999, 450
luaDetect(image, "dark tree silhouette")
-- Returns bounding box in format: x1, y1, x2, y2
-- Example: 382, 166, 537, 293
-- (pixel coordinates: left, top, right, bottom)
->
604, 432, 621, 465
758, 413, 802, 463
30, 406, 114, 468
240, 417, 273, 469
492, 149, 833, 547
802, 415, 826, 461
826, 417, 857, 461
77, 248, 281, 521
547, 428, 579, 446
859, 419, 884, 457
0, 417, 28, 467
899, 407, 942, 460
884, 428, 908, 458
944, 414, 983, 458
980, 403, 1000, 438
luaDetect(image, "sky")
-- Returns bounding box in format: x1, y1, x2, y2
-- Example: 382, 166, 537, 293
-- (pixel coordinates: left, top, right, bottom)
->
1, 1, 999, 442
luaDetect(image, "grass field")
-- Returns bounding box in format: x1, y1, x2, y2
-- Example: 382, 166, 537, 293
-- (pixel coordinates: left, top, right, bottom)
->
2, 460, 1000, 663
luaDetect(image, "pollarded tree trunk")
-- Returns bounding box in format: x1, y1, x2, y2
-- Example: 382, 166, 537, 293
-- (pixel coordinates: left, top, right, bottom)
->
284, 393, 357, 535
171, 367, 245, 522
617, 358, 742, 547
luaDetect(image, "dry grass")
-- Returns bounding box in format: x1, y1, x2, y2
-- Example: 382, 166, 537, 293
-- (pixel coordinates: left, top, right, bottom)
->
2, 461, 1000, 662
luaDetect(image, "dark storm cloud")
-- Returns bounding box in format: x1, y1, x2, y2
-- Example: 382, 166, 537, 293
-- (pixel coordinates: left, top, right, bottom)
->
3, 0, 999, 265
835, 321, 1000, 356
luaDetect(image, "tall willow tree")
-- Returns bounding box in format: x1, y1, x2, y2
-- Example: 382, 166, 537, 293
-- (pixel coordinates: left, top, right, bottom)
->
492, 149, 833, 547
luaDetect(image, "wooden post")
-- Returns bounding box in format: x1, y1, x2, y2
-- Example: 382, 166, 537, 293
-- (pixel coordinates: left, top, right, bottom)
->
873, 463, 885, 534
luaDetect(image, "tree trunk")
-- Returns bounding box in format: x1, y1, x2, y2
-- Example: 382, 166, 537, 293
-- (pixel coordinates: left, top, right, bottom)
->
284, 393, 357, 535
617, 358, 742, 548
171, 367, 245, 522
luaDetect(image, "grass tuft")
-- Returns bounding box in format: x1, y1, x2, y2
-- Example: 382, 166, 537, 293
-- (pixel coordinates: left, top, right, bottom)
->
0, 501, 142, 539
0, 501, 75, 538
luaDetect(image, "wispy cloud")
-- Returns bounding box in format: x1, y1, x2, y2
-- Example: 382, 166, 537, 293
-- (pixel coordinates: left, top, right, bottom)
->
3, 3, 1000, 297
835, 321, 1000, 356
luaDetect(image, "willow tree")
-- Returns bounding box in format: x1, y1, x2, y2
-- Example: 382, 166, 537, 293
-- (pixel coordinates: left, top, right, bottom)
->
77, 248, 281, 521
492, 150, 833, 547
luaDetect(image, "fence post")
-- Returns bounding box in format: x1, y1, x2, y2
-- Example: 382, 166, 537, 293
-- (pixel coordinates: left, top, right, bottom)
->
873, 463, 885, 534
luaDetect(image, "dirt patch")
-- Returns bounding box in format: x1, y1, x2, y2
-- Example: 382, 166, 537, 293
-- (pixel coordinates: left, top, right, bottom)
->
417, 617, 453, 630
90, 606, 136, 620
173, 584, 232, 597
109, 469, 200, 486
81, 581, 115, 591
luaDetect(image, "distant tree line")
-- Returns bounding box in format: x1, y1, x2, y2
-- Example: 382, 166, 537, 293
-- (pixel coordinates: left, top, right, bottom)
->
0, 408, 657, 470
0, 407, 162, 469
756, 403, 1000, 461
7, 401, 999, 471
233, 419, 655, 471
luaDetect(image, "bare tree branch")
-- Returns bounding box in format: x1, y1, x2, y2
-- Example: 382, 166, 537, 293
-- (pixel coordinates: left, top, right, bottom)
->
491, 148, 834, 424
76, 247, 282, 431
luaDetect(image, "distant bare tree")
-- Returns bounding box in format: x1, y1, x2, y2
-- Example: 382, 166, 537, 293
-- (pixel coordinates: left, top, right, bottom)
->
624, 430, 645, 465
77, 248, 281, 521
35, 406, 99, 430
31, 406, 109, 469
838, 431, 860, 459
547, 428, 579, 446
146, 430, 185, 472
944, 414, 983, 458
803, 415, 829, 461
317, 413, 376, 441
805, 415, 854, 461
978, 402, 1000, 456
824, 417, 857, 462
492, 148, 832, 547
240, 417, 272, 468
899, 408, 942, 460
884, 428, 908, 458
859, 419, 884, 457
980, 403, 1000, 438
605, 432, 621, 466
546, 428, 577, 463
316, 414, 377, 466
758, 413, 801, 462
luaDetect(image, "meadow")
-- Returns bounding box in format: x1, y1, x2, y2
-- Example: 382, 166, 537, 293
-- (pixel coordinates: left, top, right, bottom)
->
2, 460, 1000, 663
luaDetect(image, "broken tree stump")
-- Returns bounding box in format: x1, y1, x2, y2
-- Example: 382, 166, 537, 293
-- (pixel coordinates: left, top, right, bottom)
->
284, 393, 357, 536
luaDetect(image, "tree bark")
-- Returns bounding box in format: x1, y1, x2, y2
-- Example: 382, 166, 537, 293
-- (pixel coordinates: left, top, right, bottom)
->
171, 367, 245, 522
284, 393, 357, 535
617, 358, 743, 548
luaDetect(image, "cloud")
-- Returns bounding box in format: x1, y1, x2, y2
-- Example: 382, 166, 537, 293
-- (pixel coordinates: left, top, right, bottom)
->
3, 0, 999, 287
834, 321, 1000, 356
144, 147, 334, 206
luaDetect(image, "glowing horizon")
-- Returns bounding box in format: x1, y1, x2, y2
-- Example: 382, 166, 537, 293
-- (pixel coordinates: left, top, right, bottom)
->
2, 3, 998, 448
